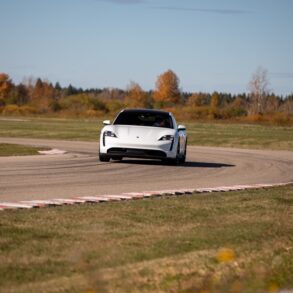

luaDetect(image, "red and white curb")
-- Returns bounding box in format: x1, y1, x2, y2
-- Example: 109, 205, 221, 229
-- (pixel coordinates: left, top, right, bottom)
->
0, 182, 292, 211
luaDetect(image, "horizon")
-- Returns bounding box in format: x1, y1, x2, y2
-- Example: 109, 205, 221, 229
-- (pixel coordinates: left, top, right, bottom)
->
4, 73, 293, 98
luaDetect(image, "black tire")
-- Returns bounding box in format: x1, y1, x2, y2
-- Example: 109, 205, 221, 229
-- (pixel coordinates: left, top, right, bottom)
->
166, 143, 181, 165
179, 142, 187, 164
179, 155, 185, 164
99, 153, 110, 162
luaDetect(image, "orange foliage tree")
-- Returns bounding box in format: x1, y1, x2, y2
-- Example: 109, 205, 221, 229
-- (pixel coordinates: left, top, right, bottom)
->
125, 81, 151, 108
187, 93, 207, 107
153, 70, 181, 107
0, 73, 13, 106
31, 78, 55, 113
209, 92, 220, 118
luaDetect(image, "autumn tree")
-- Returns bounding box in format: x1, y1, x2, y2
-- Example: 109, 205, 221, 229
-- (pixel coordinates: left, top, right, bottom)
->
31, 78, 56, 113
209, 91, 221, 119
265, 94, 279, 113
153, 70, 181, 106
248, 67, 270, 114
0, 73, 13, 106
187, 93, 208, 107
125, 81, 151, 108
8, 84, 29, 105
282, 95, 293, 115
223, 95, 247, 118
210, 92, 220, 109
98, 88, 124, 101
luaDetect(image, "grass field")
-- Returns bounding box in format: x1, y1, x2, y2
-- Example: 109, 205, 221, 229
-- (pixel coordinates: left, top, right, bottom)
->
0, 185, 292, 292
0, 117, 293, 150
0, 143, 48, 156
1, 117, 292, 292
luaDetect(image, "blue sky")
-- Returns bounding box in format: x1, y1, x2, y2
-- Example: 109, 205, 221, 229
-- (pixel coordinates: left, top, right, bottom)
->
1, 0, 292, 94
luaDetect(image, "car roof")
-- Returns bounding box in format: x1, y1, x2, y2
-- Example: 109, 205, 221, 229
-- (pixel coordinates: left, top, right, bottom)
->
121, 108, 172, 115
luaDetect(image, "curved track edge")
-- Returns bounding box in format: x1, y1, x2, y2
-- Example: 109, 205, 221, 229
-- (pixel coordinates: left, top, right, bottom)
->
1, 181, 292, 211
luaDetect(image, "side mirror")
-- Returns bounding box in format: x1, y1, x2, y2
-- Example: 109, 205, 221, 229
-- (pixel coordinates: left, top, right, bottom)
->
178, 124, 186, 131
103, 120, 111, 125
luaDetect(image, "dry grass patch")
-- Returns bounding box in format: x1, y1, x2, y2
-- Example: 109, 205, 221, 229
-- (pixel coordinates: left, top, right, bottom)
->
0, 143, 49, 156
0, 186, 292, 292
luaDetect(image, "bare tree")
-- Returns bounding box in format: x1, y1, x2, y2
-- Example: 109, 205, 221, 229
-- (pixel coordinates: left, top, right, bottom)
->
248, 67, 270, 114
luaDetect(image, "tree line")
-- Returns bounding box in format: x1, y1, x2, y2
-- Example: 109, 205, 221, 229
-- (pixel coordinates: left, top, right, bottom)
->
0, 69, 292, 124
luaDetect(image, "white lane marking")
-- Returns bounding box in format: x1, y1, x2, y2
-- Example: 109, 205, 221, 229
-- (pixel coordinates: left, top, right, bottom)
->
38, 149, 66, 155
251, 183, 275, 188
53, 199, 81, 205
76, 196, 111, 202
124, 192, 154, 198
158, 190, 185, 195
21, 200, 64, 207
69, 198, 88, 203
195, 188, 216, 193
105, 195, 133, 200
0, 202, 34, 209
175, 189, 196, 194
27, 200, 64, 206
210, 187, 238, 191
98, 196, 122, 201
141, 191, 163, 197
122, 192, 146, 198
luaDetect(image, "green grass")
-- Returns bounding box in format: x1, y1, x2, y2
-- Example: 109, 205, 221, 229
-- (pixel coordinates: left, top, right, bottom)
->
0, 143, 48, 156
0, 117, 100, 141
0, 185, 292, 292
185, 121, 293, 150
0, 117, 292, 150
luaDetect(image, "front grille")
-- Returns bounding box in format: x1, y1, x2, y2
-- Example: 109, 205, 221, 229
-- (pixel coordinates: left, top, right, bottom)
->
107, 148, 166, 158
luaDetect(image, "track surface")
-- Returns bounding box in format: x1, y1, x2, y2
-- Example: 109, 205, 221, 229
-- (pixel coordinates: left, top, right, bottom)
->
0, 137, 292, 202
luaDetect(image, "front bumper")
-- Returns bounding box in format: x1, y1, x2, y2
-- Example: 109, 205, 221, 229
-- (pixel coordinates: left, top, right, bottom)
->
107, 147, 167, 159
99, 137, 177, 159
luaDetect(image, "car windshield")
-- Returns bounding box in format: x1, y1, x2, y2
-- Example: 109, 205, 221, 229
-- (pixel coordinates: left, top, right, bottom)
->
114, 111, 173, 129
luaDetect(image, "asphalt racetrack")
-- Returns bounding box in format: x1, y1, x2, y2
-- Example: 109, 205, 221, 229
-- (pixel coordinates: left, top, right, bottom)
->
0, 137, 292, 202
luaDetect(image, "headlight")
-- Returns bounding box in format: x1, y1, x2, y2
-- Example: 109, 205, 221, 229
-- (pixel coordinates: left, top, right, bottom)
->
159, 135, 174, 141
103, 130, 117, 147
104, 131, 117, 138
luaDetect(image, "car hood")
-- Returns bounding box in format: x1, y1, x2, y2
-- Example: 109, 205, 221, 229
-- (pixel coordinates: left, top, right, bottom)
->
106, 125, 175, 142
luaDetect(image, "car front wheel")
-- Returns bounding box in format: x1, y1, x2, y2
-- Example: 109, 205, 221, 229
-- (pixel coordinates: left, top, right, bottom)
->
99, 153, 110, 162
179, 142, 187, 164
164, 143, 181, 165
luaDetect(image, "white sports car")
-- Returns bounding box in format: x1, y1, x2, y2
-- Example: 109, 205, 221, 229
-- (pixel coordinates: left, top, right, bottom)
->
99, 109, 187, 164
